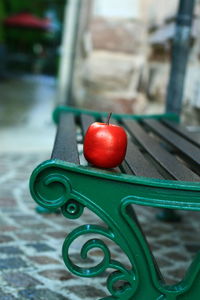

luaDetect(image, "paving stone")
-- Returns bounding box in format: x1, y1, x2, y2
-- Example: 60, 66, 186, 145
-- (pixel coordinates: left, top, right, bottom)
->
3, 272, 41, 288
157, 239, 179, 247
174, 224, 195, 233
0, 152, 200, 299
0, 226, 18, 232
46, 231, 68, 239
69, 252, 94, 264
0, 235, 14, 243
16, 233, 46, 242
185, 243, 200, 253
0, 290, 16, 300
0, 246, 23, 255
53, 218, 75, 227
28, 255, 61, 265
144, 226, 171, 237
10, 215, 38, 224
165, 251, 188, 262
26, 243, 55, 252
87, 249, 107, 257
149, 243, 160, 251
0, 218, 8, 225
43, 213, 62, 219
163, 276, 178, 286
1, 199, 17, 207
0, 257, 27, 270
39, 269, 74, 281
67, 285, 107, 298
156, 257, 173, 268
18, 288, 69, 300
168, 267, 188, 281
21, 223, 51, 230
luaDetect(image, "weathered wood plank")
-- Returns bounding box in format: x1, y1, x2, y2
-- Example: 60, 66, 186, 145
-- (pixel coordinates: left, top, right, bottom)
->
80, 114, 96, 135
162, 119, 200, 147
122, 119, 200, 182
51, 112, 80, 163
144, 119, 200, 167
125, 137, 163, 178
108, 118, 163, 178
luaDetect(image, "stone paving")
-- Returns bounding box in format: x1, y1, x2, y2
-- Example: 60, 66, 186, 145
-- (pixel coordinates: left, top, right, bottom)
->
0, 152, 200, 299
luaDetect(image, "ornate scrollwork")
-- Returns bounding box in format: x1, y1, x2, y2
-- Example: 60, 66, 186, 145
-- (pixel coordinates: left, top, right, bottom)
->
30, 169, 72, 210
61, 199, 84, 219
62, 224, 137, 299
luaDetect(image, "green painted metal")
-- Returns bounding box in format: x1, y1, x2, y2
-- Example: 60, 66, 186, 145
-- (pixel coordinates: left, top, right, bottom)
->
53, 105, 180, 124
30, 151, 200, 299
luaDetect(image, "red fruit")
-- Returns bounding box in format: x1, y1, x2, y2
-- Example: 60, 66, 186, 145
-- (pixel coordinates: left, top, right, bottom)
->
83, 118, 127, 169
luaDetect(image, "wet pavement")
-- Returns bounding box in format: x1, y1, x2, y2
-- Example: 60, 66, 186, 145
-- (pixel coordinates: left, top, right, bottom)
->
0, 74, 56, 153
0, 152, 200, 299
0, 74, 199, 299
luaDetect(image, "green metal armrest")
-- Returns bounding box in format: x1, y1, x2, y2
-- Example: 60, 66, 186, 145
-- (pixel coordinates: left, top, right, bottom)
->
30, 106, 200, 300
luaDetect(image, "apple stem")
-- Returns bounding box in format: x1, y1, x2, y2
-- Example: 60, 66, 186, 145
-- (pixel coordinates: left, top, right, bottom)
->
106, 112, 112, 125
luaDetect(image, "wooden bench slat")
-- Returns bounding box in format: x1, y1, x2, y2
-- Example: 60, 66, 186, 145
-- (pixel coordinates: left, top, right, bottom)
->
106, 118, 163, 178
125, 139, 163, 179
162, 119, 200, 147
120, 160, 134, 175
80, 114, 96, 135
144, 119, 200, 167
51, 112, 80, 164
122, 119, 200, 182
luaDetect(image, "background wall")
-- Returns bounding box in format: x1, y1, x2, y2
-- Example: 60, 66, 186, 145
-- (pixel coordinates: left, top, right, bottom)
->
93, 0, 139, 19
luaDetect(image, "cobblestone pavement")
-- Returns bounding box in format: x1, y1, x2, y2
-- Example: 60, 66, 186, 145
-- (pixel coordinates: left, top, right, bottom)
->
0, 153, 199, 300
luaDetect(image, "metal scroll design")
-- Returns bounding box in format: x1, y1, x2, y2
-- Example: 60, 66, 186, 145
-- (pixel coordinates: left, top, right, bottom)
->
30, 164, 200, 299
30, 168, 76, 211
61, 199, 84, 219
31, 168, 86, 221
31, 168, 137, 298
62, 224, 137, 299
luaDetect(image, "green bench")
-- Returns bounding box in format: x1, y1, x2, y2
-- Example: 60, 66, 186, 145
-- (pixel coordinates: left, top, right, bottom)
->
30, 105, 200, 300
29, 0, 200, 298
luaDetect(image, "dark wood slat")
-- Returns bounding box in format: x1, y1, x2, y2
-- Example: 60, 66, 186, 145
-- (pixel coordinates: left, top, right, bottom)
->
80, 114, 96, 136
144, 119, 200, 167
122, 119, 200, 182
125, 138, 163, 178
190, 132, 200, 145
162, 119, 200, 147
106, 118, 163, 178
51, 112, 80, 164
120, 160, 134, 175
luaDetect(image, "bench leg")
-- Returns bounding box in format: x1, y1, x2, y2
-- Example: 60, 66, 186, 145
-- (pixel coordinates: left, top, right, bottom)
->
30, 163, 200, 299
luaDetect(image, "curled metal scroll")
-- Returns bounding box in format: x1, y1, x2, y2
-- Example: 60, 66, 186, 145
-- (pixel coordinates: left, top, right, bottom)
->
61, 199, 84, 219
62, 224, 137, 299
31, 171, 72, 210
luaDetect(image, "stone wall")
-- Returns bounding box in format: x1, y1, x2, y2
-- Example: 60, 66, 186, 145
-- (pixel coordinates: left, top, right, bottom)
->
90, 17, 146, 54
74, 0, 200, 124
79, 50, 147, 113
75, 0, 148, 114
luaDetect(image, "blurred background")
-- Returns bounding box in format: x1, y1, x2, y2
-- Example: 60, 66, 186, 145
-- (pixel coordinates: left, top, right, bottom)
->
0, 0, 200, 152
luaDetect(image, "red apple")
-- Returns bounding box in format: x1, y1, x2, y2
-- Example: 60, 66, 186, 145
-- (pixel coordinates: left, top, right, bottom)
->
83, 113, 127, 169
